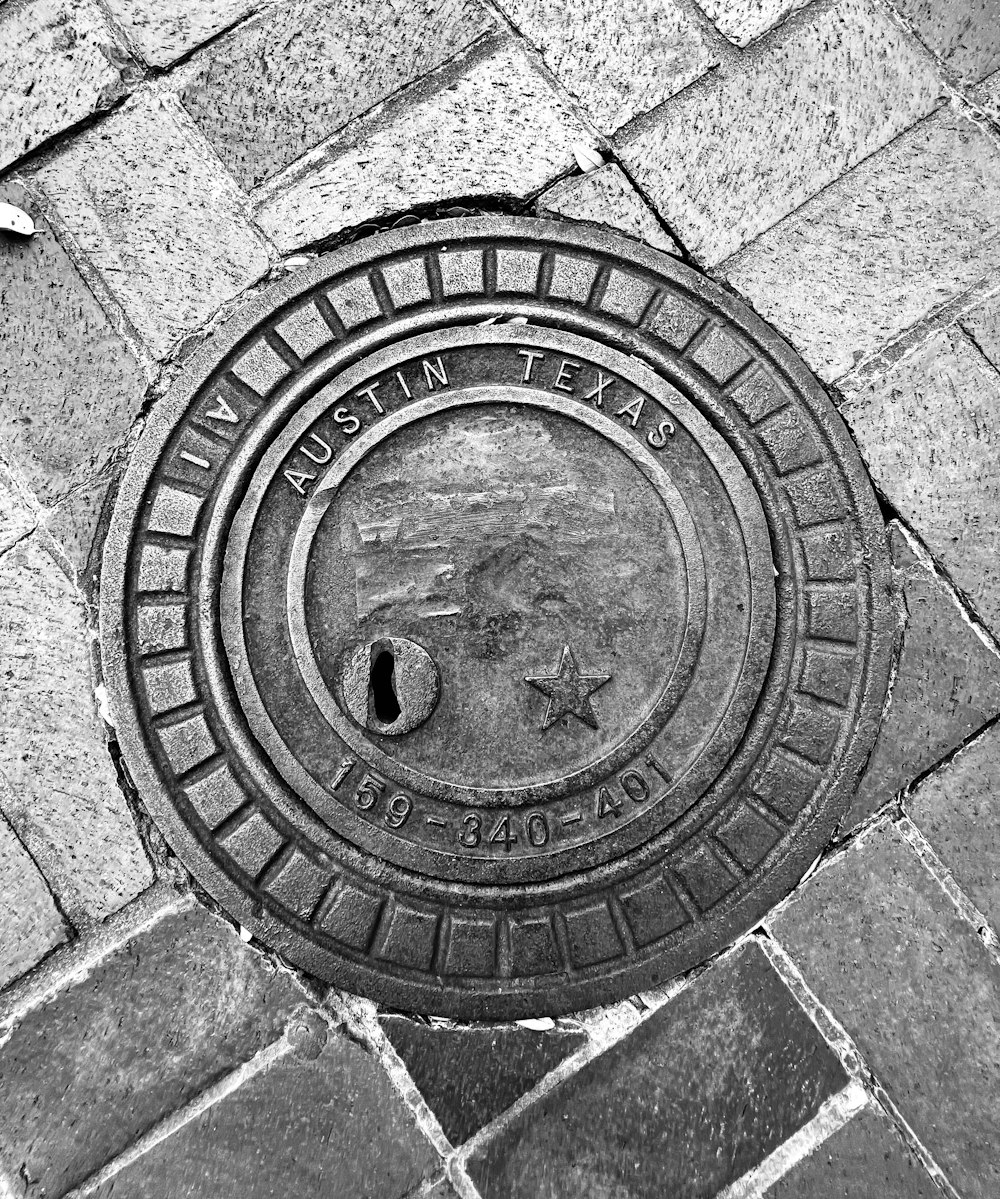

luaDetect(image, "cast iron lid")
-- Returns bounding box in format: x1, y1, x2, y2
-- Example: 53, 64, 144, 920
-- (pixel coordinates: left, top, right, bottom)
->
100, 217, 894, 1017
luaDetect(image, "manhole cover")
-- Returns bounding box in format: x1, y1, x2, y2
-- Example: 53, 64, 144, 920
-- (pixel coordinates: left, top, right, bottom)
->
101, 217, 894, 1017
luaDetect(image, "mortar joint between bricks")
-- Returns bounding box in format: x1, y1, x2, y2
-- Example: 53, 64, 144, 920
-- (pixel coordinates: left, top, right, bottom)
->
755, 932, 962, 1199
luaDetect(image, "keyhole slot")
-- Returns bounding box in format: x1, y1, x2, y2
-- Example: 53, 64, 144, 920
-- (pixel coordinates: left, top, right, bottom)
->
370, 648, 401, 724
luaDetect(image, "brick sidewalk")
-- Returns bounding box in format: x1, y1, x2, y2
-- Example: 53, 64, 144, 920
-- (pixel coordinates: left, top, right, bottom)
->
2, 0, 1000, 1194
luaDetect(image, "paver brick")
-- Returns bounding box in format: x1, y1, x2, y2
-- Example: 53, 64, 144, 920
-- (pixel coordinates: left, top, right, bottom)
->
764, 1102, 937, 1197
257, 41, 588, 252
618, 0, 942, 267
909, 722, 1000, 931
466, 942, 846, 1199
89, 1026, 438, 1199
696, 0, 811, 46
381, 1016, 586, 1145
844, 523, 1000, 831
0, 900, 305, 1197
0, 0, 140, 172
840, 329, 1000, 633
0, 182, 145, 508
0, 810, 67, 990
722, 108, 1000, 380
973, 67, 1000, 123
0, 462, 36, 555
773, 823, 1000, 1199
493, 0, 717, 133
0, 536, 152, 923
536, 163, 681, 255
33, 95, 272, 359
103, 0, 258, 68
959, 287, 1000, 367
889, 0, 1000, 84
179, 0, 492, 191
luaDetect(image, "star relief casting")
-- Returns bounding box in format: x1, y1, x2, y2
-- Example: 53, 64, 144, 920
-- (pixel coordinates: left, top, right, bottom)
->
525, 644, 611, 731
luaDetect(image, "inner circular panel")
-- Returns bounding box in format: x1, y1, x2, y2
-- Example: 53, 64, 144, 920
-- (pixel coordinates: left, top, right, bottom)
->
304, 399, 689, 793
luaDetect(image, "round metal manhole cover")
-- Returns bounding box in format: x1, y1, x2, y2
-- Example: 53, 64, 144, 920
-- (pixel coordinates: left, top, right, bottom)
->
100, 217, 894, 1017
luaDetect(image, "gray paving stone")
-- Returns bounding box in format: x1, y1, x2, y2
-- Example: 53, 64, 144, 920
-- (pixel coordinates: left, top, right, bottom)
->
909, 723, 1000, 931
381, 1016, 586, 1145
723, 108, 1000, 380
89, 1026, 437, 1199
0, 809, 67, 989
840, 329, 1000, 633
773, 824, 1000, 1199
467, 942, 847, 1199
179, 0, 492, 190
0, 901, 305, 1197
0, 181, 145, 506
843, 523, 1000, 832
537, 164, 681, 255
890, 0, 1000, 84
0, 0, 140, 172
973, 67, 1000, 123
959, 288, 1000, 366
257, 42, 588, 252
0, 536, 152, 923
0, 462, 36, 555
618, 0, 942, 267
33, 95, 272, 358
764, 1102, 937, 1197
697, 0, 811, 46
493, 0, 717, 133
43, 468, 113, 584
103, 0, 258, 68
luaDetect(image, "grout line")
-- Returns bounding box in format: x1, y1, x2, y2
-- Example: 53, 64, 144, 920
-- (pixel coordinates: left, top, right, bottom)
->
62, 1022, 299, 1195
11, 172, 157, 381
251, 31, 510, 207
716, 1079, 869, 1199
328, 991, 455, 1160
758, 933, 963, 1199
897, 815, 1000, 968
0, 881, 189, 1045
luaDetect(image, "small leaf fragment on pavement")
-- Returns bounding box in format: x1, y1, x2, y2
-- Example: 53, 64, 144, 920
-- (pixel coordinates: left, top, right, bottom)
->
0, 201, 36, 237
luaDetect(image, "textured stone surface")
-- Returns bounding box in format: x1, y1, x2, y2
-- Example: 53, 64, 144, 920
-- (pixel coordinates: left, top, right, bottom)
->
257, 43, 588, 251
910, 723, 1000, 929
493, 0, 716, 132
0, 810, 67, 989
719, 109, 997, 376
697, 0, 811, 46
537, 164, 681, 254
0, 0, 139, 171
43, 468, 114, 584
774, 824, 1000, 1199
890, 0, 1000, 84
0, 536, 152, 922
180, 0, 492, 190
89, 1028, 437, 1199
618, 0, 942, 266
973, 67, 1000, 123
844, 523, 1000, 831
0, 182, 145, 505
104, 0, 258, 68
0, 462, 36, 555
34, 95, 272, 358
841, 330, 1000, 632
467, 943, 846, 1199
764, 1103, 937, 1197
960, 288, 1000, 366
723, 108, 1000, 380
381, 1016, 585, 1145
0, 902, 304, 1197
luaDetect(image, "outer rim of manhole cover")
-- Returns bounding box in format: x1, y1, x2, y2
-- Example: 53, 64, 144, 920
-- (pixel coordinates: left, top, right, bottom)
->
100, 217, 896, 1018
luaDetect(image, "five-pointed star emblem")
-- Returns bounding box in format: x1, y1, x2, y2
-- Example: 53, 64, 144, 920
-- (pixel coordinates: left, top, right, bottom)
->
525, 645, 611, 731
